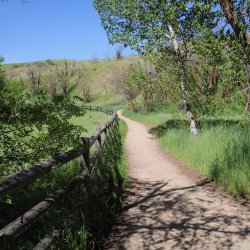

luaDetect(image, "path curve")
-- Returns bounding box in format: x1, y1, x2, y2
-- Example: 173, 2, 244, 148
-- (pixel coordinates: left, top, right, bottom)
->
107, 111, 250, 250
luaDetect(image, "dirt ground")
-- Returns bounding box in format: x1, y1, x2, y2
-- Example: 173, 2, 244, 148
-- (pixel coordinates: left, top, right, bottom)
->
106, 111, 250, 250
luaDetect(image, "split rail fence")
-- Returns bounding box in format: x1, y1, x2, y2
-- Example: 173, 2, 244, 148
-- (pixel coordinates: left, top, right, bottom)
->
0, 106, 118, 249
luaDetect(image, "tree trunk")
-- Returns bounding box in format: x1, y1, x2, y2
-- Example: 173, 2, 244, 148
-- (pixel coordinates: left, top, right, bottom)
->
167, 23, 198, 135
218, 0, 249, 48
245, 83, 250, 113
129, 98, 136, 112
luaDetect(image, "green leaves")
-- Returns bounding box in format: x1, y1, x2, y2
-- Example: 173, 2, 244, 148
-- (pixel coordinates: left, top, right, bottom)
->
0, 69, 86, 177
94, 0, 218, 53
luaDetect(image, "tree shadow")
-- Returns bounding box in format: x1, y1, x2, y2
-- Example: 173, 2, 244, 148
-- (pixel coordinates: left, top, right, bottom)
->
106, 178, 250, 249
149, 119, 243, 137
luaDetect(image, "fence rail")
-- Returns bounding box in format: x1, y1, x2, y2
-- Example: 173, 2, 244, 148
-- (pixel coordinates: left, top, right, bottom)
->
83, 105, 114, 115
0, 106, 118, 249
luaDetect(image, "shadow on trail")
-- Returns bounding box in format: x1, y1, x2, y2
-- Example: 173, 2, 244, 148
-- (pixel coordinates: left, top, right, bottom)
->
108, 178, 250, 250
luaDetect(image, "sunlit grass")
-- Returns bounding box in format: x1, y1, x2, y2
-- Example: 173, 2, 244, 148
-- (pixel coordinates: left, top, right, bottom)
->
70, 110, 110, 136
122, 108, 174, 126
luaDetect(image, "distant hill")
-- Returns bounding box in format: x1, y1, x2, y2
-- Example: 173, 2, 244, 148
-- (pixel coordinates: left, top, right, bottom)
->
3, 55, 142, 109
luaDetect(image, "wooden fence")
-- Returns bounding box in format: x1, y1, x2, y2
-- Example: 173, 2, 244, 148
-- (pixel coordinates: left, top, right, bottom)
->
83, 105, 114, 115
0, 106, 118, 249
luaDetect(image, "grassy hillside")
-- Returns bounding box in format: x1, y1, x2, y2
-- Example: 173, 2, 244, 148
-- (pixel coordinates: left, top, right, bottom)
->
3, 56, 141, 109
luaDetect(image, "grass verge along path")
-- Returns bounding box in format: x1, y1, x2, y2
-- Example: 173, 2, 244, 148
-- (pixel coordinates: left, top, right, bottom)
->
123, 109, 250, 198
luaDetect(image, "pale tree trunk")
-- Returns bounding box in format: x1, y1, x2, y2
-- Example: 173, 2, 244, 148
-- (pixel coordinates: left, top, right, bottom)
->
167, 23, 198, 135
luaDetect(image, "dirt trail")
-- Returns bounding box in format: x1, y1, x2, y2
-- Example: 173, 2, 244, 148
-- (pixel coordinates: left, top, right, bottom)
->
106, 111, 250, 250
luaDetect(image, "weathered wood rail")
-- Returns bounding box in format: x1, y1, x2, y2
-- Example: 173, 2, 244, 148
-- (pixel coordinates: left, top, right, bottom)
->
83, 105, 114, 115
0, 106, 118, 249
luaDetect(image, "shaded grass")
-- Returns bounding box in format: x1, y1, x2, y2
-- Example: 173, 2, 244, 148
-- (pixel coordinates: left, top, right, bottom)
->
124, 109, 250, 198
59, 119, 128, 249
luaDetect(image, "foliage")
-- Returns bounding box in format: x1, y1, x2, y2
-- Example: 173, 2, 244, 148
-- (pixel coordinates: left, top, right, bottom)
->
64, 226, 89, 250
128, 63, 157, 112
95, 0, 250, 126
0, 56, 5, 88
78, 120, 127, 248
113, 64, 140, 111
117, 37, 249, 116
1, 116, 127, 249
94, 0, 215, 53
0, 60, 86, 179
48, 120, 127, 250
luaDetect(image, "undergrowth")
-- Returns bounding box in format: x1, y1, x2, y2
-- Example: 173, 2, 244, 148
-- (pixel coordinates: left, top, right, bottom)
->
1, 119, 127, 249
63, 119, 128, 249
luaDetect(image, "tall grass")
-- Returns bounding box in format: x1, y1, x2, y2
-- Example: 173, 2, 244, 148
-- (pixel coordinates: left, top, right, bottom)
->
158, 126, 250, 197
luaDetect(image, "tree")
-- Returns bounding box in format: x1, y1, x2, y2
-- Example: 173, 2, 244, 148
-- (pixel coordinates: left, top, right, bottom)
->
0, 57, 86, 177
76, 67, 92, 102
115, 44, 124, 60
94, 0, 217, 134
27, 67, 42, 94
95, 0, 250, 130
217, 0, 249, 49
48, 73, 58, 97
113, 65, 140, 112
0, 57, 5, 90
56, 60, 73, 95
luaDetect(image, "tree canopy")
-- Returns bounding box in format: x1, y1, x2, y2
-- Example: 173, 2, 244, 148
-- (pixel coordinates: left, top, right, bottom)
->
94, 0, 249, 53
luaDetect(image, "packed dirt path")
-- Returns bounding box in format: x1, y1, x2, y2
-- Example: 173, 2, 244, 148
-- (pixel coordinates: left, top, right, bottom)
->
106, 111, 250, 250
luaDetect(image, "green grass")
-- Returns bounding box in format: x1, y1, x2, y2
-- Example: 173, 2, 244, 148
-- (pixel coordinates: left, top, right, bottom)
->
70, 110, 111, 136
124, 109, 250, 198
158, 127, 250, 198
60, 118, 128, 249
122, 108, 175, 126
117, 119, 129, 184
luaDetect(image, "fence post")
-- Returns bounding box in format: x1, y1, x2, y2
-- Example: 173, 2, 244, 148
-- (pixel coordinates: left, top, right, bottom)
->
104, 127, 107, 139
79, 137, 90, 172
94, 128, 102, 151
79, 137, 91, 201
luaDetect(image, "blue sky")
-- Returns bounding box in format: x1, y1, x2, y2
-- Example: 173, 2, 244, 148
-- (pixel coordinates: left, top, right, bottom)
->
0, 0, 135, 63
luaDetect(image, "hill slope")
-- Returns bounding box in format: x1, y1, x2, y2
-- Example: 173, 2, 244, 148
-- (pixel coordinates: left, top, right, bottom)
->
3, 56, 141, 108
